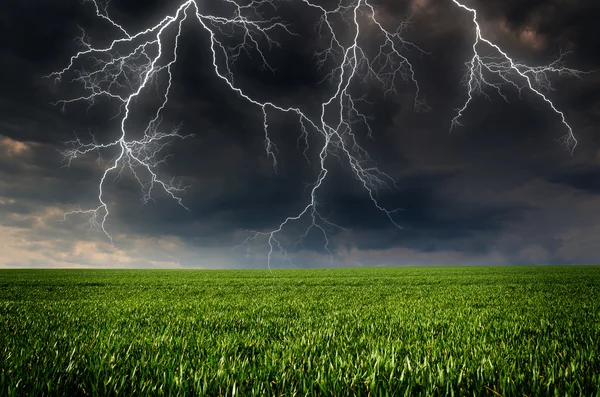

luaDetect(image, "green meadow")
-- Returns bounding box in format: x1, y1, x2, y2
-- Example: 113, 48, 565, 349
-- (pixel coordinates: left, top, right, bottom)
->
1, 267, 599, 396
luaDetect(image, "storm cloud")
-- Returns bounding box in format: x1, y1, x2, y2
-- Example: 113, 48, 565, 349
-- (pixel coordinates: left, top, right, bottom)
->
1, 0, 599, 267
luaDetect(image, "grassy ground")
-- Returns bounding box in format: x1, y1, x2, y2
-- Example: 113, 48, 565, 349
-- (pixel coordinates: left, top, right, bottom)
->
1, 266, 599, 396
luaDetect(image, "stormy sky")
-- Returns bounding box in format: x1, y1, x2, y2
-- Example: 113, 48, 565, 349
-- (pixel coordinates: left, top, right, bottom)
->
1, 0, 599, 268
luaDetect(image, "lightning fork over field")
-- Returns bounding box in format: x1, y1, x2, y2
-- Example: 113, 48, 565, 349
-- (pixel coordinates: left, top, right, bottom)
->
49, 0, 584, 266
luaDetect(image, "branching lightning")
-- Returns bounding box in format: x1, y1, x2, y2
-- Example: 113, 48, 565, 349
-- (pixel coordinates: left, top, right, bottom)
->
450, 0, 586, 153
50, 0, 583, 266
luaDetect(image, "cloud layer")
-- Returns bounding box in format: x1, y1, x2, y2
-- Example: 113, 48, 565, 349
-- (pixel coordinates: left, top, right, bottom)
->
1, 0, 599, 267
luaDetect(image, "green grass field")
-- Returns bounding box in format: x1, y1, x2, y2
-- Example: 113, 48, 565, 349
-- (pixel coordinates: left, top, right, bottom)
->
1, 267, 599, 396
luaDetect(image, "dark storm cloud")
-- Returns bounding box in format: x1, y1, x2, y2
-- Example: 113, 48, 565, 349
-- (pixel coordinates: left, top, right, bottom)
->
551, 166, 600, 194
1, 0, 599, 267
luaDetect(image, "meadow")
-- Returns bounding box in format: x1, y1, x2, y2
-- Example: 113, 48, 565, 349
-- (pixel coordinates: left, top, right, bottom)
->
1, 266, 599, 396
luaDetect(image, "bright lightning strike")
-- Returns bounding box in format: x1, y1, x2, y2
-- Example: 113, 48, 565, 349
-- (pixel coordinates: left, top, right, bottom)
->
450, 0, 586, 154
50, 0, 582, 267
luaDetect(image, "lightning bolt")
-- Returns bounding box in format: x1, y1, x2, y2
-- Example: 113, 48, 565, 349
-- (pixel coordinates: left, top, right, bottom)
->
450, 0, 586, 154
49, 0, 582, 267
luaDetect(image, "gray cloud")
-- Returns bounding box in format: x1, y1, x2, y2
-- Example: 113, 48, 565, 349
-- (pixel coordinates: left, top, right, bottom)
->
1, 0, 599, 267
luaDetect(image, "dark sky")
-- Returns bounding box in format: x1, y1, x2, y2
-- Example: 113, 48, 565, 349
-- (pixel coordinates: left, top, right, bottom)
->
1, 0, 599, 268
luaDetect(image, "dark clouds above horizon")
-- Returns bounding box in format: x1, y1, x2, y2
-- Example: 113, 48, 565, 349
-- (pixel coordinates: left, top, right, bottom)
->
1, 0, 599, 268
